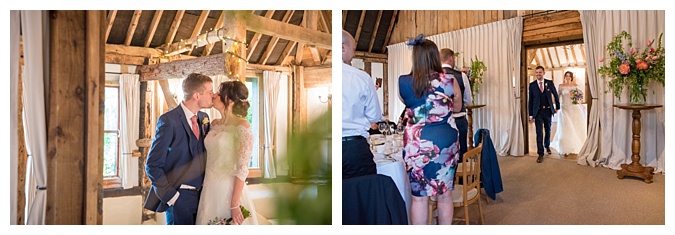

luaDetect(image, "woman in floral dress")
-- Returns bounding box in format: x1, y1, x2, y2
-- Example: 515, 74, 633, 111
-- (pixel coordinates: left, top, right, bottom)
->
398, 35, 462, 225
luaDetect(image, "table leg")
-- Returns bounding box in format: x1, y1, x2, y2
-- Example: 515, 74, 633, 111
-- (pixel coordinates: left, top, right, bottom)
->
616, 109, 654, 183
467, 108, 474, 150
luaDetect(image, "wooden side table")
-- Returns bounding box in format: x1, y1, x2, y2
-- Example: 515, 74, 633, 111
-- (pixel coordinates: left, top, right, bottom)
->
613, 104, 662, 183
466, 104, 486, 150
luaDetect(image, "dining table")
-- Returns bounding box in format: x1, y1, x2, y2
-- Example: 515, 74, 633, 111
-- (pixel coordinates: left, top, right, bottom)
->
373, 148, 412, 223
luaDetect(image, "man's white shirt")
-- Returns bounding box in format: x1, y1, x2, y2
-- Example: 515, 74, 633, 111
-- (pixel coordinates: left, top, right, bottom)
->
342, 63, 383, 138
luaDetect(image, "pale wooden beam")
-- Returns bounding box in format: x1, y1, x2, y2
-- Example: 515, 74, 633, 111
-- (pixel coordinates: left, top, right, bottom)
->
246, 12, 331, 49
527, 49, 537, 65
294, 13, 307, 65
164, 10, 185, 46
246, 63, 293, 72
305, 10, 322, 64
105, 10, 117, 42
319, 10, 331, 33
368, 11, 383, 53
534, 49, 543, 67
124, 10, 142, 46
260, 10, 295, 65
539, 48, 549, 68
354, 10, 367, 44
570, 45, 579, 66
553, 46, 562, 68
222, 11, 247, 82
354, 51, 387, 59
187, 10, 211, 55
202, 10, 225, 57
246, 10, 275, 61
139, 53, 228, 81
158, 80, 178, 109
562, 45, 571, 67
381, 10, 399, 53
277, 41, 297, 66
546, 47, 555, 69
342, 10, 347, 27
144, 10, 163, 47
579, 45, 586, 66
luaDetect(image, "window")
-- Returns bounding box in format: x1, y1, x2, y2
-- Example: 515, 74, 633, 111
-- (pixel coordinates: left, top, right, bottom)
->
246, 77, 261, 177
103, 86, 121, 187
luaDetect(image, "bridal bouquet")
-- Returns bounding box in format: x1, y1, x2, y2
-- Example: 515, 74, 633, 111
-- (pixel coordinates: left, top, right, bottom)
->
207, 205, 251, 225
570, 88, 583, 105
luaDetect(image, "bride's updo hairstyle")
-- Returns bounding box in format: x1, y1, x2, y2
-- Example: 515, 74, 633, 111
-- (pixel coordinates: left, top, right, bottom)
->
218, 80, 250, 117
564, 71, 574, 81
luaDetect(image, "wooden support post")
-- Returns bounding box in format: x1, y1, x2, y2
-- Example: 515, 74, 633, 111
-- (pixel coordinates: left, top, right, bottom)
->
138, 81, 155, 223
47, 10, 104, 225
17, 52, 26, 225
292, 65, 307, 133
222, 11, 247, 82
383, 62, 389, 117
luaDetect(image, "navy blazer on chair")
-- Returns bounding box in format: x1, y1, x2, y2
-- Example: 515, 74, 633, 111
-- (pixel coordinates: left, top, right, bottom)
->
342, 174, 408, 225
143, 105, 210, 212
473, 128, 504, 201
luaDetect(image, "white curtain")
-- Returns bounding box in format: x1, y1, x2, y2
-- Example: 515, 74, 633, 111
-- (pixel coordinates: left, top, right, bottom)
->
21, 10, 48, 225
119, 74, 140, 189
10, 10, 20, 226
578, 10, 665, 173
262, 71, 283, 178
387, 17, 525, 156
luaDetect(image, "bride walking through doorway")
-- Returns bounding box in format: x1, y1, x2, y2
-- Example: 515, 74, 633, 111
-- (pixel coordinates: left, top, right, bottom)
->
550, 71, 587, 156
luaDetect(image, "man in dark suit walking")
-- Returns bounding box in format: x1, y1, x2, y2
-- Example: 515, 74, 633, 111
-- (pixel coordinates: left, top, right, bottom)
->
528, 66, 560, 163
144, 73, 214, 224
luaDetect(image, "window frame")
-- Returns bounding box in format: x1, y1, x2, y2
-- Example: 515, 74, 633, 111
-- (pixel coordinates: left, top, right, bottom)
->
103, 84, 122, 189
246, 76, 263, 178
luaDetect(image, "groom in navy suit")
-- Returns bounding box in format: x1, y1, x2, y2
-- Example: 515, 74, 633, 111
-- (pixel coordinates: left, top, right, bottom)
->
528, 66, 560, 163
144, 73, 214, 225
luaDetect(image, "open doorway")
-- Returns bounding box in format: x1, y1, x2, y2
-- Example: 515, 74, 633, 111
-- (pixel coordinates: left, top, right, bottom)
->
521, 41, 591, 160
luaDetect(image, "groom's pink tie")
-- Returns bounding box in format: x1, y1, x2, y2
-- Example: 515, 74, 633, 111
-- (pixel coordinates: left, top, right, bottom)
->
539, 81, 544, 92
191, 115, 200, 140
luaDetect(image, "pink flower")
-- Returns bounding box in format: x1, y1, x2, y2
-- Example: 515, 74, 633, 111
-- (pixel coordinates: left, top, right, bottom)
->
647, 40, 652, 47
645, 56, 651, 61
629, 47, 636, 55
619, 62, 631, 75
652, 56, 659, 60
599, 57, 605, 62
636, 60, 648, 70
650, 48, 656, 54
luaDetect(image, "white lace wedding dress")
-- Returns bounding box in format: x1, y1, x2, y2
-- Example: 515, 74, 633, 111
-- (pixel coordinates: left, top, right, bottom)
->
550, 85, 587, 155
196, 124, 259, 225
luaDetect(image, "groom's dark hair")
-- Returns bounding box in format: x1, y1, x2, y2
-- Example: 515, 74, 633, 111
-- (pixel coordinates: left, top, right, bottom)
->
183, 73, 213, 101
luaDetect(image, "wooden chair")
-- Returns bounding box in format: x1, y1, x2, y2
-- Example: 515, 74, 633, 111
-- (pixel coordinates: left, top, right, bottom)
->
427, 144, 484, 225
452, 144, 484, 225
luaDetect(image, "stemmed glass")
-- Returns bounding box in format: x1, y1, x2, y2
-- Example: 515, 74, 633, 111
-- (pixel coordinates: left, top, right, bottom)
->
378, 122, 388, 135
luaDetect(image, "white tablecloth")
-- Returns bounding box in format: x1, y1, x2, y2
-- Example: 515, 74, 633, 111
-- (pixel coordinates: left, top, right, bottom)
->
374, 152, 411, 223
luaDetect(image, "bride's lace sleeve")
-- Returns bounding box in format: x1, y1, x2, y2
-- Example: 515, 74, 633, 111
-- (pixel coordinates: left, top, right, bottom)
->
233, 126, 253, 181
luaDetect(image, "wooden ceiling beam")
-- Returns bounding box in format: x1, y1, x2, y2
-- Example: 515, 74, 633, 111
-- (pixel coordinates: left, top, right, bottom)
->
553, 47, 562, 68
570, 45, 579, 67
164, 10, 185, 47
342, 10, 347, 27
367, 10, 383, 53
260, 10, 295, 65
539, 48, 549, 68
305, 10, 322, 64
527, 49, 537, 65
246, 12, 331, 49
278, 41, 297, 66
124, 10, 142, 46
202, 10, 225, 57
144, 10, 163, 47
562, 44, 571, 67
246, 10, 275, 61
186, 10, 211, 55
354, 10, 366, 43
319, 10, 331, 33
138, 52, 228, 81
105, 10, 117, 42
533, 49, 542, 68
381, 10, 399, 53
294, 13, 306, 64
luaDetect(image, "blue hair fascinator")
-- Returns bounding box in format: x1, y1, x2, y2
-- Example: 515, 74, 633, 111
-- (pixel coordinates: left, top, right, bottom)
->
405, 34, 426, 46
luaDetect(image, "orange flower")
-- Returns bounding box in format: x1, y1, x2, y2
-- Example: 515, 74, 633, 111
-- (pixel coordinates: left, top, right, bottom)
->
636, 60, 649, 70
619, 62, 631, 75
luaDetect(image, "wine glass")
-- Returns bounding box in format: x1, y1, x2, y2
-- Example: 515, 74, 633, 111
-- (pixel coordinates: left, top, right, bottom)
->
396, 124, 405, 134
389, 123, 396, 135
378, 122, 388, 135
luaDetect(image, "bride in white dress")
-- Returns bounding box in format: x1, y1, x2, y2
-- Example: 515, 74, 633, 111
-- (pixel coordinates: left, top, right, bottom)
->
550, 71, 587, 156
196, 81, 259, 225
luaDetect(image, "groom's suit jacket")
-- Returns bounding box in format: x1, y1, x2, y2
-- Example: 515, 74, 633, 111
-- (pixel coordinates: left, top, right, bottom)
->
528, 79, 560, 118
144, 105, 210, 212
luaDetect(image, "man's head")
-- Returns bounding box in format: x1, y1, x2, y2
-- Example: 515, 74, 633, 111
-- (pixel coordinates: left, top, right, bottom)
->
182, 73, 214, 108
439, 48, 456, 68
342, 30, 356, 64
535, 66, 545, 81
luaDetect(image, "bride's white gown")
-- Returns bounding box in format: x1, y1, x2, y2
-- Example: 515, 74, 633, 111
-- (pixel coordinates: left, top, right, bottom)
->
550, 85, 587, 155
196, 124, 259, 225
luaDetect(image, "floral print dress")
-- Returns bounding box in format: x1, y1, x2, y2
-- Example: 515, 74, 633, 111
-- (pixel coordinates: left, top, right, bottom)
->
398, 72, 460, 197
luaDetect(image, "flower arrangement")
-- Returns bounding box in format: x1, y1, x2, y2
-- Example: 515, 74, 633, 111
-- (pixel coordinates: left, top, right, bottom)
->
207, 205, 251, 225
597, 30, 665, 104
461, 56, 487, 104
570, 88, 584, 105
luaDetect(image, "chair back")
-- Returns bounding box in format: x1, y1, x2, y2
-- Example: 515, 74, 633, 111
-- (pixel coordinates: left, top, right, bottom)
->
452, 143, 485, 224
